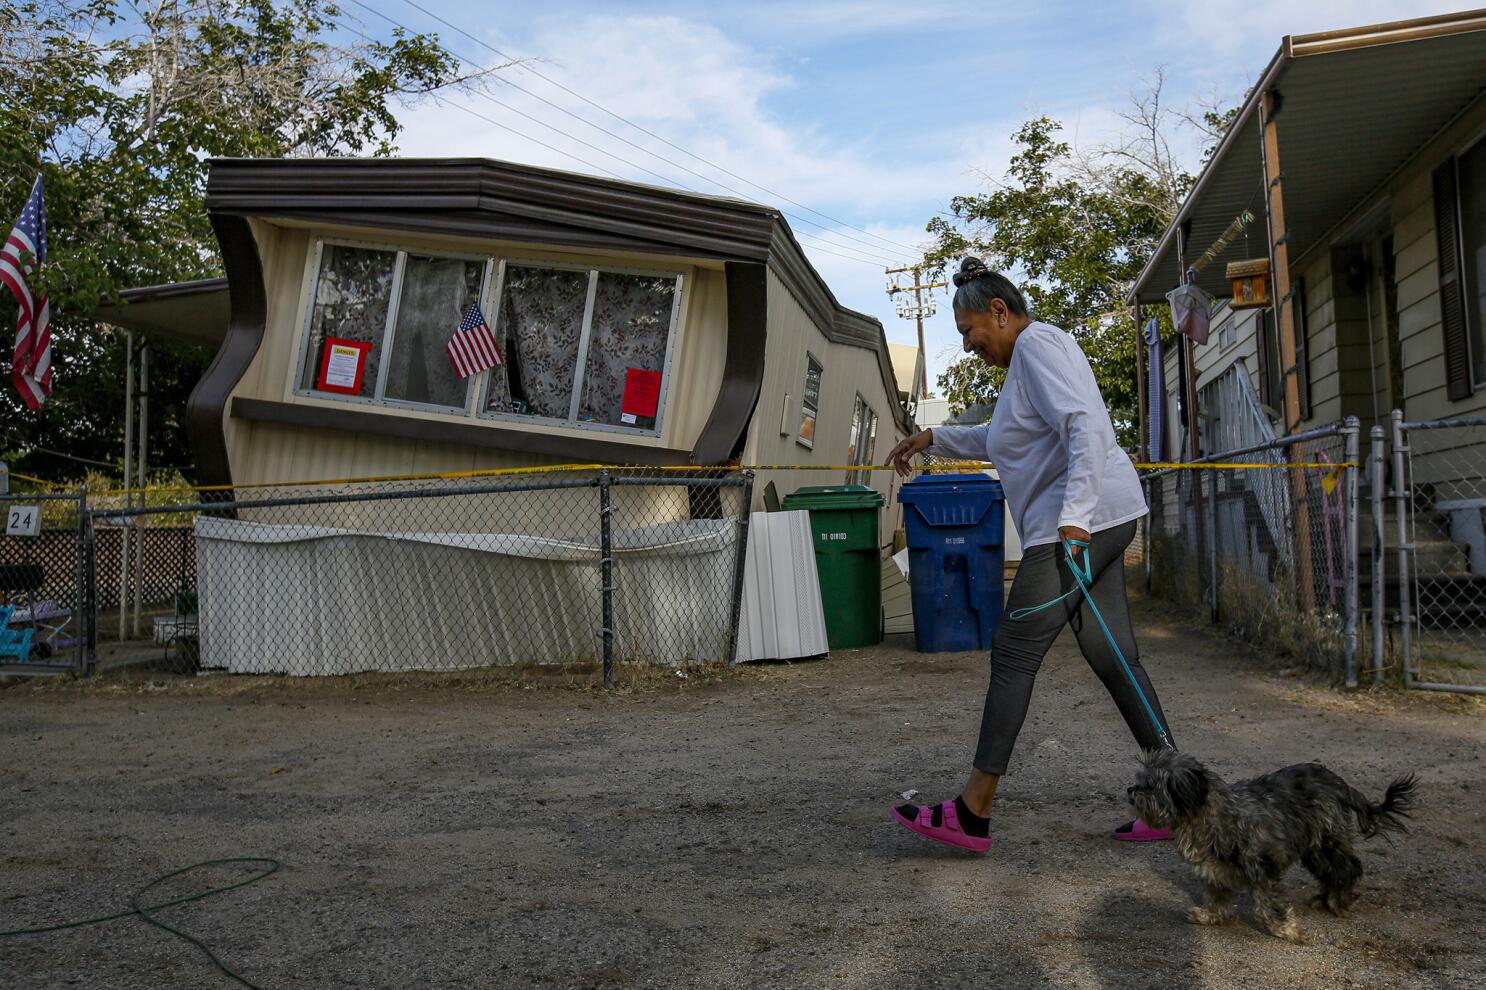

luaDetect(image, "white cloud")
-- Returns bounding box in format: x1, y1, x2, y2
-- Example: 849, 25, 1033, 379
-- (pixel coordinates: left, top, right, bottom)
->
800, 224, 964, 395
1143, 0, 1449, 61
390, 10, 984, 392
392, 7, 1275, 401
726, 1, 960, 38
394, 13, 979, 225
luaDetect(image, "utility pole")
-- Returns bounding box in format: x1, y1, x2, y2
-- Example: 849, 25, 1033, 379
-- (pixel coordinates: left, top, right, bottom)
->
885, 265, 947, 397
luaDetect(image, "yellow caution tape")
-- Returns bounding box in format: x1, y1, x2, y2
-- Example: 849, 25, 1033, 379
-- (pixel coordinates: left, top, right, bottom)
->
41, 459, 1368, 499
5, 471, 69, 490
1137, 462, 1360, 471
88, 463, 615, 497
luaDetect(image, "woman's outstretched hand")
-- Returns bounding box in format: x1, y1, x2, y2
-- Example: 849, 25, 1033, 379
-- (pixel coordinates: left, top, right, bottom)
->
886, 429, 934, 479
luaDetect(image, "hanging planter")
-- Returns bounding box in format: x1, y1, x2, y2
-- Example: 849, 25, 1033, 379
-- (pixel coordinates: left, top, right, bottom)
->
1226, 258, 1271, 309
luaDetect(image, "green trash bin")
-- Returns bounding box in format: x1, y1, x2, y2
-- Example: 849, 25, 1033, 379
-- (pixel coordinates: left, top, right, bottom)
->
781, 484, 886, 649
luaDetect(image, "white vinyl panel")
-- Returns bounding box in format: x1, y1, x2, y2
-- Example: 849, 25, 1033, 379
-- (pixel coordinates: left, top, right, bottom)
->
734, 511, 828, 662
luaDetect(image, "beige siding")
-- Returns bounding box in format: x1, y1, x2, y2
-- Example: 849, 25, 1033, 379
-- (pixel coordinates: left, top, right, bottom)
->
1192, 92, 1486, 435
1161, 304, 1265, 456
1192, 305, 1262, 390
1299, 254, 1345, 427
1391, 176, 1486, 421
1381, 94, 1486, 422
744, 269, 908, 537
225, 220, 731, 485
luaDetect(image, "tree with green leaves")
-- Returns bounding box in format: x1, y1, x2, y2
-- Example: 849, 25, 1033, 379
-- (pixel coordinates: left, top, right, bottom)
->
922, 78, 1234, 446
0, 0, 497, 480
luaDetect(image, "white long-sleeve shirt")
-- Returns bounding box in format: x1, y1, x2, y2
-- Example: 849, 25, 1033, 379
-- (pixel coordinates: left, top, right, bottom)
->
927, 321, 1147, 549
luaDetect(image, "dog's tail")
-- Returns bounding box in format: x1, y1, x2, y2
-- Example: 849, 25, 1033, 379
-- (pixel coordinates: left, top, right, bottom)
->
1347, 773, 1418, 839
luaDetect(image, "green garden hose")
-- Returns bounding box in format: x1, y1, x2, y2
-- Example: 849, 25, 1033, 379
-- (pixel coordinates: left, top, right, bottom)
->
1, 857, 281, 988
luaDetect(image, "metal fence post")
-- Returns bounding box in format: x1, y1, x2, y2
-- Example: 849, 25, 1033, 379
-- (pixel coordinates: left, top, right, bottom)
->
83, 505, 98, 673
1206, 469, 1219, 624
74, 485, 88, 676
598, 470, 615, 689
1390, 410, 1413, 686
1142, 478, 1153, 593
1369, 425, 1386, 686
1342, 416, 1360, 688
724, 471, 755, 667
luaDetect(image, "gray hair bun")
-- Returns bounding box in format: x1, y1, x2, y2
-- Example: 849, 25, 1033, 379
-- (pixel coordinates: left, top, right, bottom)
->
952, 256, 991, 287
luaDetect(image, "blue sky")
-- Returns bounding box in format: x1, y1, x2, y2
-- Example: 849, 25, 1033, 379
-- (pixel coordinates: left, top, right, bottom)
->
373, 0, 1443, 389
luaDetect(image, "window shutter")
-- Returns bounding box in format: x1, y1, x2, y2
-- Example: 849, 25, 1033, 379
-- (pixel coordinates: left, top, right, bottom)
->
1254, 309, 1271, 407
1434, 161, 1473, 401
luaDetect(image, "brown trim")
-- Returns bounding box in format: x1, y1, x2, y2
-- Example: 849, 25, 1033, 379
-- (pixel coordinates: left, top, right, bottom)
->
206, 158, 778, 263
1289, 8, 1486, 57
1261, 90, 1303, 434
693, 262, 768, 464
241, 209, 734, 262
116, 277, 229, 304
186, 214, 265, 488
232, 398, 695, 466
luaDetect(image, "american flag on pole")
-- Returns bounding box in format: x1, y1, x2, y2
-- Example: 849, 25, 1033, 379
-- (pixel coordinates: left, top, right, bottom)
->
1, 175, 51, 410
445, 301, 504, 379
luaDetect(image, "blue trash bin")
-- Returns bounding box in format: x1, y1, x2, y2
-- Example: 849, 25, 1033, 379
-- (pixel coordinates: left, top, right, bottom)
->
898, 474, 1006, 652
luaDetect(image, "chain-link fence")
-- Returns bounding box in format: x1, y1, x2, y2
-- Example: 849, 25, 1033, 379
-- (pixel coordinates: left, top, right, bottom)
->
82, 468, 752, 686
14, 411, 1478, 695
1393, 414, 1486, 694
1143, 419, 1363, 684
1, 487, 87, 674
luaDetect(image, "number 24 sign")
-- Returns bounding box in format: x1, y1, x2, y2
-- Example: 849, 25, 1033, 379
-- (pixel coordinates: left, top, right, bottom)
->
5, 505, 41, 537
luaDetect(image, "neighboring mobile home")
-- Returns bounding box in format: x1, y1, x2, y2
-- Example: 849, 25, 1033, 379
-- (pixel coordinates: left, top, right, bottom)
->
1129, 10, 1486, 625
1131, 10, 1486, 451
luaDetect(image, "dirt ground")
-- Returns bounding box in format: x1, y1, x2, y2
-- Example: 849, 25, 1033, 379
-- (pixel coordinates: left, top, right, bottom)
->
3, 598, 1483, 989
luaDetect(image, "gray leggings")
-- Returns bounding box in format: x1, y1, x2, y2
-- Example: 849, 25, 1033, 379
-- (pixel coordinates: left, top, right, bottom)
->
973, 520, 1174, 776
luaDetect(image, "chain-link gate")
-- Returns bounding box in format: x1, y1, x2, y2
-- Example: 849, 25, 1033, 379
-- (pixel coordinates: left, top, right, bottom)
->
1143, 419, 1362, 684
82, 468, 752, 686
0, 489, 88, 674
1392, 413, 1486, 694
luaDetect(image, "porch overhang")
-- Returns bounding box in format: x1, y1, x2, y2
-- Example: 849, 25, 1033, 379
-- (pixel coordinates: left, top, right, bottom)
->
92, 278, 230, 348
1130, 9, 1486, 305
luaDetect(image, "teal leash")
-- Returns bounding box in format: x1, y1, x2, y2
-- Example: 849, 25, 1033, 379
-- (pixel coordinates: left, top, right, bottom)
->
1010, 538, 1170, 747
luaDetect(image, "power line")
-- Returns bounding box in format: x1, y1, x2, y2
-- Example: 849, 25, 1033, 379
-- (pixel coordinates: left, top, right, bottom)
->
327, 11, 899, 268
435, 99, 626, 181
327, 13, 895, 268
342, 0, 915, 264
390, 0, 919, 258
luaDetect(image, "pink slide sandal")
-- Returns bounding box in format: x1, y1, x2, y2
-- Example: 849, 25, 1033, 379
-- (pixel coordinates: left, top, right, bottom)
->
890, 801, 994, 854
1112, 818, 1171, 842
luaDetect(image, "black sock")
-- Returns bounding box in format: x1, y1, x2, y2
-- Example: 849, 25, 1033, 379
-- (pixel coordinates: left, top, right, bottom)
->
894, 796, 991, 838
953, 795, 991, 837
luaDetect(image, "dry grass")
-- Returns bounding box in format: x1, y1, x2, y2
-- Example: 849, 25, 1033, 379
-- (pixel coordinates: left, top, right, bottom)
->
0, 655, 809, 700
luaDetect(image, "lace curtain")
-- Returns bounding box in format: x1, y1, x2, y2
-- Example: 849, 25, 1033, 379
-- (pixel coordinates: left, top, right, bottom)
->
301, 251, 680, 428
486, 266, 676, 428
383, 255, 483, 409
578, 273, 675, 428
485, 265, 589, 418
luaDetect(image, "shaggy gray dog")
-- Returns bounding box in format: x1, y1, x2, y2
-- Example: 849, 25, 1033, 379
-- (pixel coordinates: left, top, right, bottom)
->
1129, 749, 1416, 941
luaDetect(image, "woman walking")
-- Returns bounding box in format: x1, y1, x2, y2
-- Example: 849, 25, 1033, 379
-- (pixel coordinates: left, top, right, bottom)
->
886, 257, 1173, 853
